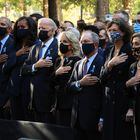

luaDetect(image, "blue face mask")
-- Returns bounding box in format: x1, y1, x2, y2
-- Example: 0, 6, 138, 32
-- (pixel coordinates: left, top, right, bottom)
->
133, 23, 140, 33
109, 32, 122, 43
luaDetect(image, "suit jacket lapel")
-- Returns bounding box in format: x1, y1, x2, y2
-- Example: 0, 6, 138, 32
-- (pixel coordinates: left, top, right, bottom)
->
87, 54, 99, 75
78, 59, 85, 79
43, 38, 54, 59
36, 43, 42, 61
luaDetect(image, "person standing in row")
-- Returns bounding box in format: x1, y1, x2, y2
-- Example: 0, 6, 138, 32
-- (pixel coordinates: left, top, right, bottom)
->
21, 18, 58, 123
53, 30, 81, 126
68, 30, 104, 140
126, 33, 140, 140
100, 19, 135, 140
0, 17, 15, 119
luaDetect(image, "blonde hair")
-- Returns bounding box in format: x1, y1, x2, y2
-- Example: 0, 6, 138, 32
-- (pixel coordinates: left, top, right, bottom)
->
59, 30, 81, 56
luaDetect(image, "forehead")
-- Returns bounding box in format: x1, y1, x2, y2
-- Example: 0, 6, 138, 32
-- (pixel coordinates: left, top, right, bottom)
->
81, 31, 93, 41
108, 23, 119, 30
17, 19, 28, 25
132, 37, 140, 43
38, 20, 52, 27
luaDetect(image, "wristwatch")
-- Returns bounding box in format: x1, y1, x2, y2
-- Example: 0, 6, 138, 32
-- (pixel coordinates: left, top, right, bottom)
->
75, 81, 81, 88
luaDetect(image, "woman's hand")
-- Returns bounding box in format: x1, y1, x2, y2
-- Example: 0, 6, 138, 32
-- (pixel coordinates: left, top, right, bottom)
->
107, 53, 128, 70
55, 66, 71, 75
16, 47, 30, 56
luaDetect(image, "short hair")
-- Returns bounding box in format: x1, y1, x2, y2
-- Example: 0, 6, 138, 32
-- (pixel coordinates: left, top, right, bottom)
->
30, 13, 43, 21
64, 21, 74, 27
59, 30, 80, 56
90, 31, 99, 45
0, 17, 12, 28
137, 11, 140, 15
131, 32, 140, 43
83, 25, 99, 35
113, 10, 129, 23
107, 18, 132, 43
38, 18, 57, 31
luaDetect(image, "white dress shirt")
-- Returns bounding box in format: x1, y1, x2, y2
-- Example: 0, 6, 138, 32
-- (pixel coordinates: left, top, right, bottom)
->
39, 37, 54, 58
84, 52, 98, 72
0, 35, 9, 54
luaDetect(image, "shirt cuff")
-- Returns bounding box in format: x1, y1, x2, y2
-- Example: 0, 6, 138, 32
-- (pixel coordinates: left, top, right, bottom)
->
32, 64, 37, 72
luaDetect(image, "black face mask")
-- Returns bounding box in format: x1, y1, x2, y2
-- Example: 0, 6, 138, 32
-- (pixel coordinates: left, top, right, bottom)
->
99, 39, 106, 48
38, 30, 49, 42
132, 47, 140, 58
0, 27, 7, 37
17, 29, 30, 39
81, 43, 95, 56
59, 43, 69, 54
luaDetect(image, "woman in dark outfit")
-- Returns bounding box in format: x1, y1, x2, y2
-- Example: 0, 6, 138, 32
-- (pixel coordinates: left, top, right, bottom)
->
7, 16, 38, 120
126, 33, 140, 140
53, 30, 81, 126
100, 19, 135, 140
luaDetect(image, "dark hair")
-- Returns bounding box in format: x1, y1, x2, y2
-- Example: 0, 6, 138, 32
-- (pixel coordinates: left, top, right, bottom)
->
107, 19, 132, 43
30, 13, 43, 22
64, 20, 74, 27
13, 16, 37, 47
137, 11, 140, 15
83, 25, 99, 35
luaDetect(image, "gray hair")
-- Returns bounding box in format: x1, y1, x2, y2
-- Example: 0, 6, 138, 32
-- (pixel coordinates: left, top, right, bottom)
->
90, 31, 99, 45
38, 18, 57, 31
0, 17, 12, 28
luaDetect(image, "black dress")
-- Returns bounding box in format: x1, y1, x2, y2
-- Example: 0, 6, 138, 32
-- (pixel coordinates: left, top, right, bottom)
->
100, 43, 135, 140
53, 55, 81, 126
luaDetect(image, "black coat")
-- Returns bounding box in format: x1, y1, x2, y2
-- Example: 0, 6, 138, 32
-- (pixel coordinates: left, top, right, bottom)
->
21, 38, 58, 112
100, 43, 135, 140
53, 56, 81, 110
68, 53, 104, 130
0, 36, 15, 107
127, 62, 140, 125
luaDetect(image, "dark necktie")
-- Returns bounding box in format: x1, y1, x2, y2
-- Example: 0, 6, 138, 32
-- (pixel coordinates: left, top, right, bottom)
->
0, 42, 2, 54
83, 59, 89, 76
39, 44, 46, 59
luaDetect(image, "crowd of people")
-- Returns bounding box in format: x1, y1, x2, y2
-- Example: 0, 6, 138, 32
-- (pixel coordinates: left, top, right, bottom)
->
0, 10, 140, 140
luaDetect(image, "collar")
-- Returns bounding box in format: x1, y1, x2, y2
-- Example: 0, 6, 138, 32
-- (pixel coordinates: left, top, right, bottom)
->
85, 52, 98, 63
43, 37, 54, 48
1, 35, 9, 46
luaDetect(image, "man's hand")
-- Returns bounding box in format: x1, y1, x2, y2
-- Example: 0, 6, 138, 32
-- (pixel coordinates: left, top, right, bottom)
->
79, 74, 99, 86
107, 53, 128, 70
0, 54, 8, 63
34, 59, 53, 69
16, 47, 30, 56
55, 66, 71, 75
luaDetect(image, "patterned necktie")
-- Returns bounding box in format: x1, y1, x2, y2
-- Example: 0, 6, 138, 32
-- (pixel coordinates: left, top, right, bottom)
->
83, 59, 89, 76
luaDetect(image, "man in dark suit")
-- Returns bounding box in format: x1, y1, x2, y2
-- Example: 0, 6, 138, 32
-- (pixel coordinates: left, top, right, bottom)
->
21, 18, 58, 123
68, 31, 104, 140
0, 17, 15, 118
